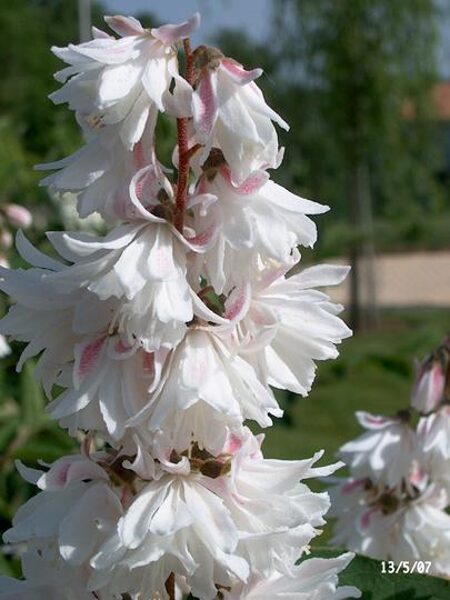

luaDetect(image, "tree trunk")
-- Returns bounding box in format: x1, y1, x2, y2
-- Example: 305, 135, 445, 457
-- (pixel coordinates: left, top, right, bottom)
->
348, 161, 378, 332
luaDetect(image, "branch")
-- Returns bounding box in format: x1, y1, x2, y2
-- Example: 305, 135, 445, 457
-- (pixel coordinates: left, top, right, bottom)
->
174, 39, 194, 233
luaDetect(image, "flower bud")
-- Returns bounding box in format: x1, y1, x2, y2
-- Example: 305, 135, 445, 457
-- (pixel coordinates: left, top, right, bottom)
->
411, 339, 450, 414
4, 203, 32, 228
0, 229, 13, 250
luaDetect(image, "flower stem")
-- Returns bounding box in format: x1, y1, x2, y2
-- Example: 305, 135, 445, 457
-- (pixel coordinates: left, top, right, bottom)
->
174, 38, 194, 234
165, 572, 176, 600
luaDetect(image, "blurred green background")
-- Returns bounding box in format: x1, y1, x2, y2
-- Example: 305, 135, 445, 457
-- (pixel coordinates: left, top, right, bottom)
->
0, 0, 449, 576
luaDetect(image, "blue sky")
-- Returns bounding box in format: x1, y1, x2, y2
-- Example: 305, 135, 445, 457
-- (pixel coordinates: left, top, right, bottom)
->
101, 0, 272, 44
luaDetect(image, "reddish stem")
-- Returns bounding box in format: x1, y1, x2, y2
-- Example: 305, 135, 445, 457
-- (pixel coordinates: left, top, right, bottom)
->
165, 572, 176, 600
174, 38, 194, 234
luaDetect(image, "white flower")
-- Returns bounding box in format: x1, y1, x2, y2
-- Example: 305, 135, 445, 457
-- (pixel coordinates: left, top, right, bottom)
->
129, 328, 282, 453
230, 263, 351, 396
224, 553, 360, 600
90, 473, 249, 600
330, 474, 450, 577
191, 167, 327, 293
339, 411, 416, 488
3, 456, 122, 566
2, 455, 123, 598
0, 543, 95, 600
206, 429, 342, 575
51, 335, 167, 442
38, 14, 199, 219
192, 57, 288, 184
22, 210, 194, 352
391, 488, 450, 577
39, 123, 155, 220
50, 14, 199, 146
0, 235, 169, 442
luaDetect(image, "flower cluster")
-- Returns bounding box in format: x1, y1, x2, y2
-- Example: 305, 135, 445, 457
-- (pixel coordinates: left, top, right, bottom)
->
330, 337, 450, 577
0, 14, 358, 600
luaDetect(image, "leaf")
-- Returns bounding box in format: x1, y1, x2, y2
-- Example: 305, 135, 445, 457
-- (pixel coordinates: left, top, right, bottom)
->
308, 549, 450, 599
13, 435, 74, 463
0, 552, 20, 578
0, 419, 20, 451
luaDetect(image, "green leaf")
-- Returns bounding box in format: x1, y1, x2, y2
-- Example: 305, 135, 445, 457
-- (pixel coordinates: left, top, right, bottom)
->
309, 549, 450, 599
13, 436, 72, 463
0, 552, 20, 578
0, 419, 20, 451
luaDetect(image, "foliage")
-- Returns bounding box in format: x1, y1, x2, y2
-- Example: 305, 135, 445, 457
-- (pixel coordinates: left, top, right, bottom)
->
274, 0, 444, 219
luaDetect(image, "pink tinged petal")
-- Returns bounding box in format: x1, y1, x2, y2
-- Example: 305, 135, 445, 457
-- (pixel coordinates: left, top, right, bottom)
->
115, 339, 132, 354
355, 411, 394, 430
220, 165, 269, 194
106, 337, 137, 360
4, 204, 32, 228
410, 464, 427, 488
430, 364, 446, 403
69, 37, 137, 65
224, 434, 244, 455
146, 227, 178, 280
0, 230, 12, 250
75, 336, 107, 385
126, 168, 165, 223
341, 479, 367, 495
360, 508, 378, 529
192, 69, 219, 141
104, 15, 145, 37
151, 12, 201, 44
224, 283, 251, 322
412, 363, 445, 413
220, 58, 263, 85
92, 26, 112, 39
182, 221, 218, 253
